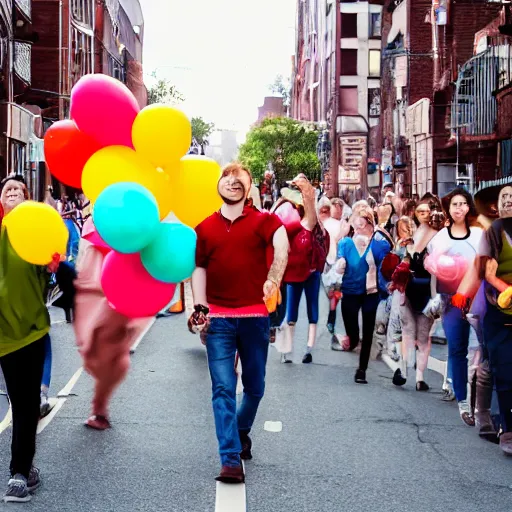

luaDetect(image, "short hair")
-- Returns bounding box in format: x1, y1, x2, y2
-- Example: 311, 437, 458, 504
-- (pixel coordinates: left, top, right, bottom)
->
221, 163, 252, 182
351, 206, 375, 227
331, 198, 344, 207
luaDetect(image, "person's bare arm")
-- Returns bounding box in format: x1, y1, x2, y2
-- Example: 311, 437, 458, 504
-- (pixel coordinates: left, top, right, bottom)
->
292, 175, 317, 231
264, 226, 289, 300
485, 258, 510, 294
191, 267, 207, 306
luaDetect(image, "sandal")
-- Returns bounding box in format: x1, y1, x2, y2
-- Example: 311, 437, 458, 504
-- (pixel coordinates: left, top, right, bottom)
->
85, 415, 112, 430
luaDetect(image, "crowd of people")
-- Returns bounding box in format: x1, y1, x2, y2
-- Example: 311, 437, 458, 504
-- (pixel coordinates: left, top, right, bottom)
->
0, 164, 511, 500
261, 175, 512, 459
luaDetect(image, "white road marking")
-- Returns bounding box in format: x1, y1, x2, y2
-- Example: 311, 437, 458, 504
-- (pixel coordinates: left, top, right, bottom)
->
264, 421, 282, 433
130, 318, 156, 354
0, 406, 12, 435
57, 367, 84, 397
51, 320, 67, 326
382, 353, 448, 380
38, 367, 85, 434
215, 462, 246, 512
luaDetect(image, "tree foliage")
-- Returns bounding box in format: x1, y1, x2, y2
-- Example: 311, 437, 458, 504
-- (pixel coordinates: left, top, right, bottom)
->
238, 117, 320, 184
269, 75, 291, 107
147, 77, 185, 106
191, 117, 215, 148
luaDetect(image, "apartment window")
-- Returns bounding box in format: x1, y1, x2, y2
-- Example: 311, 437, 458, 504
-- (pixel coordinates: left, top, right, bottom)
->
71, 0, 93, 27
368, 88, 381, 117
370, 12, 382, 38
341, 49, 358, 76
369, 50, 381, 77
340, 86, 358, 115
341, 14, 358, 38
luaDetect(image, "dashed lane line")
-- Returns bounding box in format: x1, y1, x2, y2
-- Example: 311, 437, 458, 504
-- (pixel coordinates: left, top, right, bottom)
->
0, 406, 11, 435
215, 462, 246, 512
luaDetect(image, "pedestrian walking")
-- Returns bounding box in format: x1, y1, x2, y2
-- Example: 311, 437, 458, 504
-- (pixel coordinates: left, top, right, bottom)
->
189, 163, 288, 483
0, 175, 58, 502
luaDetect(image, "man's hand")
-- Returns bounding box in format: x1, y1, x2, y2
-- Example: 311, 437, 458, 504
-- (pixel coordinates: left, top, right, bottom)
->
263, 279, 278, 302
485, 258, 499, 282
47, 253, 64, 273
188, 305, 210, 334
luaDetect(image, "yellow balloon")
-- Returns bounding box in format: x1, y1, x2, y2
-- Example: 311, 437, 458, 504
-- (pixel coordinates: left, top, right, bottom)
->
82, 146, 173, 220
132, 105, 192, 168
168, 156, 222, 228
4, 201, 68, 265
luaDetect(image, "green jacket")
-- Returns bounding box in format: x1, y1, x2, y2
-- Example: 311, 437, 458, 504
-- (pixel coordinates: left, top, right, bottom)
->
0, 227, 50, 356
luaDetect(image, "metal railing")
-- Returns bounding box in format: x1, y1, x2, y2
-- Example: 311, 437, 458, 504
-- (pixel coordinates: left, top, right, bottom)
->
14, 41, 31, 84
451, 44, 512, 136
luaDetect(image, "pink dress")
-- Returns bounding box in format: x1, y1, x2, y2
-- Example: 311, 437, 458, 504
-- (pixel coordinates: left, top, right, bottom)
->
73, 239, 152, 420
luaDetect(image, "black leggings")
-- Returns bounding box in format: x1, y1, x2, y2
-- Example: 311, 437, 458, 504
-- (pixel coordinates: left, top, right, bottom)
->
0, 336, 46, 478
341, 293, 379, 372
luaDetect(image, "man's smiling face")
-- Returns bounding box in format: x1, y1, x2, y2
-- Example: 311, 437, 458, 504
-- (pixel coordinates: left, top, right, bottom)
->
499, 186, 512, 218
217, 167, 251, 206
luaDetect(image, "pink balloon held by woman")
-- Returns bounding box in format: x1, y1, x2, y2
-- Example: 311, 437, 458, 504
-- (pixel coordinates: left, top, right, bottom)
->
101, 251, 177, 319
70, 74, 140, 148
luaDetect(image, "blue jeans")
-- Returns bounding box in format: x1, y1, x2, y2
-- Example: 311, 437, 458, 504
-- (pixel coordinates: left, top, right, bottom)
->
206, 317, 270, 466
41, 335, 52, 390
443, 303, 473, 402
286, 271, 321, 324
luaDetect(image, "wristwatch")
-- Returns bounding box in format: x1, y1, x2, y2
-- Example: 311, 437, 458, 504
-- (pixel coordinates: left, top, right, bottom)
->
194, 304, 210, 315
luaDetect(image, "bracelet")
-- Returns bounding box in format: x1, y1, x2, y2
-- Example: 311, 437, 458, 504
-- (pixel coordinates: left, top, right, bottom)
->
194, 304, 210, 315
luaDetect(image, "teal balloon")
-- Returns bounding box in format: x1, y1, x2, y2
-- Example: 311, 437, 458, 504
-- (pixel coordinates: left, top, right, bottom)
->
141, 222, 197, 283
93, 182, 160, 254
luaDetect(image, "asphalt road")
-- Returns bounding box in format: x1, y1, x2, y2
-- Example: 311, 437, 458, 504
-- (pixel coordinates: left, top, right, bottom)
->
0, 297, 510, 512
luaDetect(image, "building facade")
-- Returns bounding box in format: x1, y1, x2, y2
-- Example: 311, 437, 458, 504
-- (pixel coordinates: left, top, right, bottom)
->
291, 0, 383, 198
380, 0, 505, 198
0, 0, 145, 200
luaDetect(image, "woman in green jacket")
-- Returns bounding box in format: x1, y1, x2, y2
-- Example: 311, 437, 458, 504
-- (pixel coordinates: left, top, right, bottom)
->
0, 175, 53, 502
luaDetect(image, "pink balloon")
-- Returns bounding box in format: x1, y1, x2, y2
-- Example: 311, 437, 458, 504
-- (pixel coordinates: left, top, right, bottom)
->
435, 254, 468, 284
101, 252, 176, 319
70, 74, 140, 148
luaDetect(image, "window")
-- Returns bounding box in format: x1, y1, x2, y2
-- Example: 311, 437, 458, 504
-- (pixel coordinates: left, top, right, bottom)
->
341, 14, 358, 38
341, 49, 358, 76
370, 12, 382, 38
71, 0, 93, 27
340, 86, 358, 115
368, 88, 381, 117
369, 50, 381, 77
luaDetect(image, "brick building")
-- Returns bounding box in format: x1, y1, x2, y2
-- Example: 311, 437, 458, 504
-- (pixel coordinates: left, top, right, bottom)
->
0, 0, 145, 200
291, 0, 384, 199
380, 0, 504, 198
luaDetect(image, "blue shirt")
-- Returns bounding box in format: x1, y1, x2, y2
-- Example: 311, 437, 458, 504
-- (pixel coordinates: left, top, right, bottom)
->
337, 232, 391, 296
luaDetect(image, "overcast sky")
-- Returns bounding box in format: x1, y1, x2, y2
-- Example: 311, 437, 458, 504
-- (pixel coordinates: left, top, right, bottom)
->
139, 0, 296, 134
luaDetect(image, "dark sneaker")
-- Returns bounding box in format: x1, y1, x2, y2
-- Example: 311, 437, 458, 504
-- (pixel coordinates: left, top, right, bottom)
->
327, 323, 335, 334
3, 475, 30, 503
240, 435, 252, 460
500, 432, 512, 455
302, 353, 313, 364
392, 369, 406, 387
27, 467, 41, 493
215, 465, 245, 484
416, 381, 430, 392
355, 369, 367, 384
40, 393, 50, 418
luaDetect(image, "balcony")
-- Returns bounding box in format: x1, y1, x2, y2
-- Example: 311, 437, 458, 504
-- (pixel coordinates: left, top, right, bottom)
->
14, 0, 31, 21
14, 40, 31, 85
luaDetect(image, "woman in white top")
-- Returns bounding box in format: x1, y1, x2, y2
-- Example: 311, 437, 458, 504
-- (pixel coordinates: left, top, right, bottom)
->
426, 188, 492, 432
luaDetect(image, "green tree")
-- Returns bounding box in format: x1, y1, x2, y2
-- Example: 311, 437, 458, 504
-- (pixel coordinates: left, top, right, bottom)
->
147, 75, 185, 106
269, 74, 291, 108
191, 117, 215, 151
238, 117, 320, 184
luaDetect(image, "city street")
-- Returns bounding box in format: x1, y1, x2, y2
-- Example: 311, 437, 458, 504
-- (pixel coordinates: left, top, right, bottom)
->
0, 299, 510, 512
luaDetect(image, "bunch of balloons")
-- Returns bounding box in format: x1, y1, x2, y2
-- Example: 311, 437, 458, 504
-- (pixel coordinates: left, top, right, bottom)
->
42, 74, 223, 318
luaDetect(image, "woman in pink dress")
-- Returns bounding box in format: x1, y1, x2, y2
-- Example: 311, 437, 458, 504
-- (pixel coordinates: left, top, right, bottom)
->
73, 219, 151, 430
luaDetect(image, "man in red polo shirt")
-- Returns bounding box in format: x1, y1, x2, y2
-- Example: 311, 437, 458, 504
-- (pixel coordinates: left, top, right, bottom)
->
189, 163, 289, 484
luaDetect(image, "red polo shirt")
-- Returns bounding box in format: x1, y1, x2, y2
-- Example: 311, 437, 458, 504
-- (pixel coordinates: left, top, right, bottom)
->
195, 206, 283, 309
